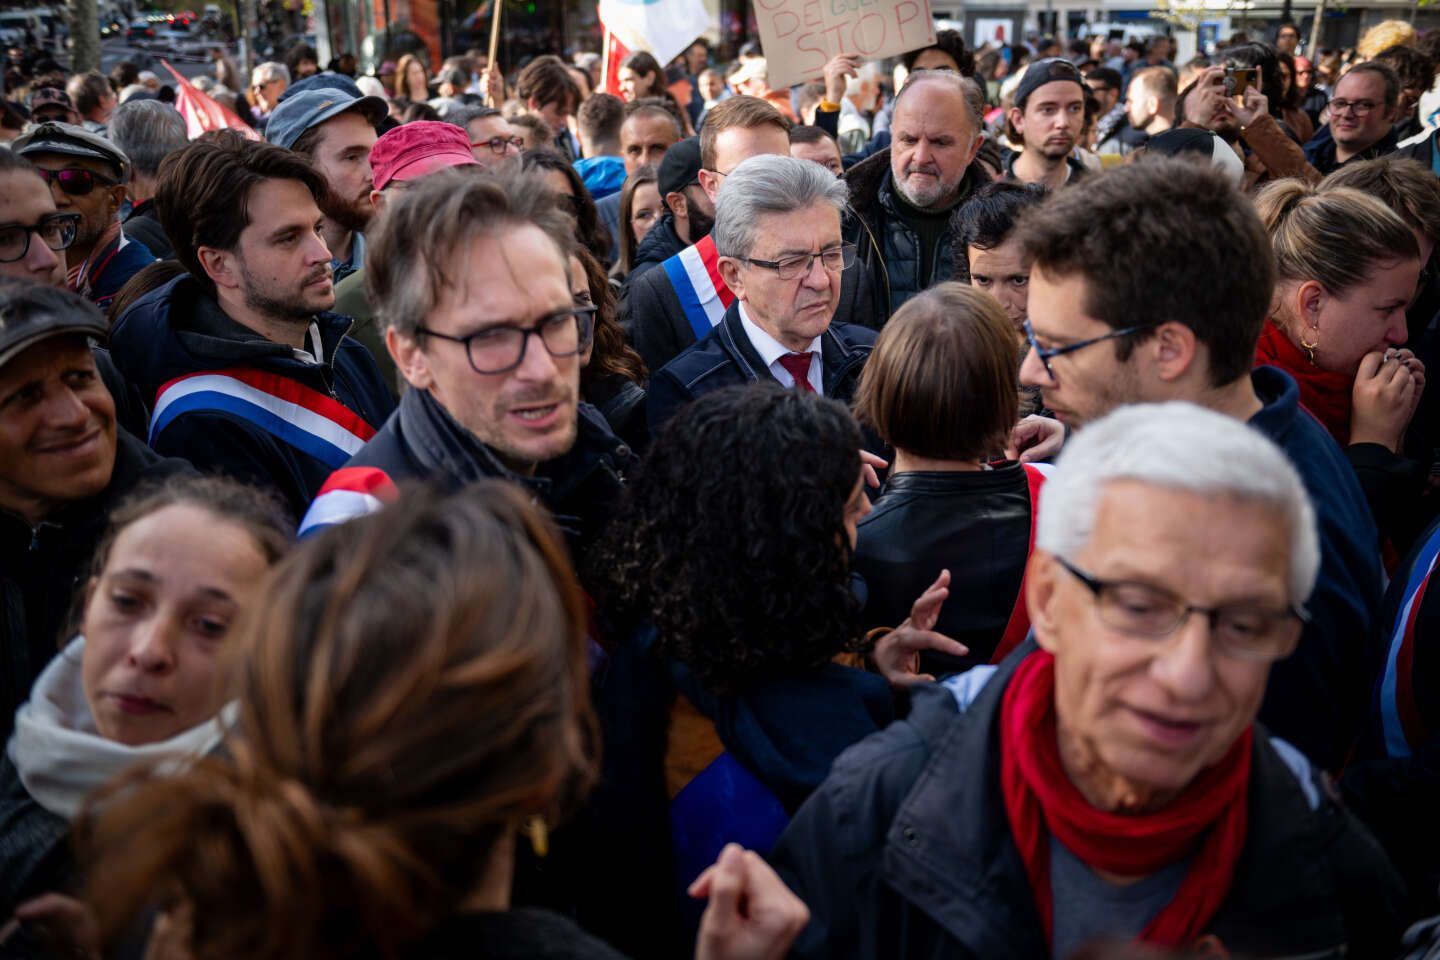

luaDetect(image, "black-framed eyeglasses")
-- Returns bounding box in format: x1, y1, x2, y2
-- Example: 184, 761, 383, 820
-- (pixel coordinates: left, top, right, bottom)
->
1330, 98, 1379, 117
472, 135, 525, 155
415, 305, 596, 374
1057, 557, 1307, 662
0, 213, 80, 263
738, 242, 856, 281
1022, 318, 1158, 380
37, 167, 118, 197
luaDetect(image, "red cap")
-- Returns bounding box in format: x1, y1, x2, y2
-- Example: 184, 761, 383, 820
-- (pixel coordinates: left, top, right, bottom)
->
370, 120, 477, 192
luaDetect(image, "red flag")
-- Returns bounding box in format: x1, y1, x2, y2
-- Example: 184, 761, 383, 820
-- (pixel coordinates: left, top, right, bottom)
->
161, 60, 261, 141
603, 30, 628, 98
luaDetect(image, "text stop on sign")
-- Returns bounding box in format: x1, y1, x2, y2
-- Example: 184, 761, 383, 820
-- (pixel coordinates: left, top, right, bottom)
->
755, 0, 936, 89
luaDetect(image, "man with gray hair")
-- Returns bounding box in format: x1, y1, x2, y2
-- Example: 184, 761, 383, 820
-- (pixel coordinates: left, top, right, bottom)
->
110, 99, 188, 260
773, 401, 1407, 958
843, 69, 991, 323
250, 61, 290, 121
647, 153, 875, 431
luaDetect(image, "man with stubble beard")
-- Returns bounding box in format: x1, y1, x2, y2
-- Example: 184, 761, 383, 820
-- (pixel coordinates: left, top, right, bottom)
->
107, 132, 394, 519
1005, 58, 1089, 188
265, 87, 388, 283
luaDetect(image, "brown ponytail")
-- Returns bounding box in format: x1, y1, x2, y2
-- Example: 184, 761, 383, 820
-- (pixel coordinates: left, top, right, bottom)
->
80, 482, 597, 958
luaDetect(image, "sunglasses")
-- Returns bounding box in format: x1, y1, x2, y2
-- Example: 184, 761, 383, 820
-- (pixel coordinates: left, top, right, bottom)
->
37, 167, 118, 197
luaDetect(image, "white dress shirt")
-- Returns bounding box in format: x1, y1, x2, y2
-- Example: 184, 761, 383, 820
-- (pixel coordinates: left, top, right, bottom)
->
737, 301, 824, 395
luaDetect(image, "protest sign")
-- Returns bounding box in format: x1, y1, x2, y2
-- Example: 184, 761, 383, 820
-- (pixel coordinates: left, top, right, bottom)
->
754, 0, 936, 89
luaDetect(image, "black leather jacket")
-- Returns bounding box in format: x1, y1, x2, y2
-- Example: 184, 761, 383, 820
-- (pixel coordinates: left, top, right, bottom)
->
853, 464, 1031, 675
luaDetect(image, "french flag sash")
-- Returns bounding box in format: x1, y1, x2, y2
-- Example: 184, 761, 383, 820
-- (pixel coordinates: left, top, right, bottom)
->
1379, 527, 1440, 757
297, 465, 399, 536
661, 234, 735, 342
149, 368, 377, 469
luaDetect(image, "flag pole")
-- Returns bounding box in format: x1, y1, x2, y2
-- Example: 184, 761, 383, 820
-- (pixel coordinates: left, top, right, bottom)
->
601, 26, 612, 92
487, 0, 503, 98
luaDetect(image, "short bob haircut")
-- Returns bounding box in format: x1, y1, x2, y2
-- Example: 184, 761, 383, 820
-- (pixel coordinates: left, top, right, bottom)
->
853, 282, 1018, 462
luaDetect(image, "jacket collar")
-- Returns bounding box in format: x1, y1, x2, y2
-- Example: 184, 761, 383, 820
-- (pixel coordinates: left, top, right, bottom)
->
165, 275, 353, 368
882, 640, 1341, 952
398, 387, 628, 508
716, 302, 865, 394
1247, 365, 1303, 448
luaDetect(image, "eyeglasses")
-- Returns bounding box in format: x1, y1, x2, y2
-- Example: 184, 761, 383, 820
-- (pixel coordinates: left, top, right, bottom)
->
739, 242, 856, 281
37, 167, 118, 197
0, 212, 80, 262
1057, 557, 1306, 662
415, 305, 596, 374
1330, 98, 1379, 117
472, 135, 525, 155
1022, 317, 1158, 380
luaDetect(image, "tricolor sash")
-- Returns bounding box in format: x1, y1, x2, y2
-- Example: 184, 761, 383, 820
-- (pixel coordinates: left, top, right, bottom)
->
297, 465, 399, 536
149, 367, 378, 470
1379, 527, 1440, 757
661, 234, 735, 342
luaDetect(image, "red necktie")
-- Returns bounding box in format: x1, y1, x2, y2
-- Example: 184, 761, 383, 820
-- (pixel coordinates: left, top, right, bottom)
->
778, 352, 816, 393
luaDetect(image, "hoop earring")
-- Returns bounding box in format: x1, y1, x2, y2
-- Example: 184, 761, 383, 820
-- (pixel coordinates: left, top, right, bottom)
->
1300, 334, 1319, 365
525, 816, 549, 858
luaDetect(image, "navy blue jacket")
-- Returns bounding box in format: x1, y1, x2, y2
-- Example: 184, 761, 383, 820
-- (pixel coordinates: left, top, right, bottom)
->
1249, 365, 1384, 771
1303, 122, 1400, 175
301, 386, 633, 572
108, 274, 395, 520
771, 644, 1407, 960
646, 301, 876, 434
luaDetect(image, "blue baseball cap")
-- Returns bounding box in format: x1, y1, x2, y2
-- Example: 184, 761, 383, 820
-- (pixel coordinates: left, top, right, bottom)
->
279, 71, 365, 103
265, 89, 387, 149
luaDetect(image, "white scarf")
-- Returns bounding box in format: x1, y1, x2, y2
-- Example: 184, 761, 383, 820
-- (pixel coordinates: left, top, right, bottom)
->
7, 636, 236, 820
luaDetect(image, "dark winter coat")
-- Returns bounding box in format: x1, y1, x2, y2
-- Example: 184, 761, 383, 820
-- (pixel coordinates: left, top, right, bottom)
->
842, 147, 990, 323
646, 301, 875, 434
771, 643, 1408, 960
107, 274, 395, 519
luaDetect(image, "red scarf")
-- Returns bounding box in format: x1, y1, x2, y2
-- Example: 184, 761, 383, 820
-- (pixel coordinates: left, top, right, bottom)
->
999, 651, 1253, 948
1254, 321, 1354, 445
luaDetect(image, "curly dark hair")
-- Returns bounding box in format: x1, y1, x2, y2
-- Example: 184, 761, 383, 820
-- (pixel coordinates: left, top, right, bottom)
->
593, 384, 864, 694
902, 29, 976, 77
522, 149, 612, 263
573, 245, 645, 388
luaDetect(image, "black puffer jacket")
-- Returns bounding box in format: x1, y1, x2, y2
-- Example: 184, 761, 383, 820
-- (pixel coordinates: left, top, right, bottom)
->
842, 148, 991, 323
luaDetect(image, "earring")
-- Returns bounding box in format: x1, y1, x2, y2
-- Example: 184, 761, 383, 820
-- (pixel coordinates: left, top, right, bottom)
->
524, 815, 549, 858
1300, 333, 1319, 365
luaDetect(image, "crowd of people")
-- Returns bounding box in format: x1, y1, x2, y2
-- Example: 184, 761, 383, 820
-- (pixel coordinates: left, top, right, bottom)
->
4, 14, 1440, 960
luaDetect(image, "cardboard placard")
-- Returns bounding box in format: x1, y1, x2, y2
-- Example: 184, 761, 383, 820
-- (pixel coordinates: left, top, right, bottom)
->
754, 0, 936, 90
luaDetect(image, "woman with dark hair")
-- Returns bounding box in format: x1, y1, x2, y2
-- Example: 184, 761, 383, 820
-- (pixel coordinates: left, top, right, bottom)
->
394, 52, 430, 102
75, 485, 807, 959
569, 247, 648, 449
1, 475, 291, 918
592, 385, 942, 949
618, 51, 693, 134
1276, 51, 1316, 143
611, 164, 661, 283
1225, 42, 1313, 142
617, 51, 664, 102
852, 282, 1043, 676
525, 149, 611, 263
